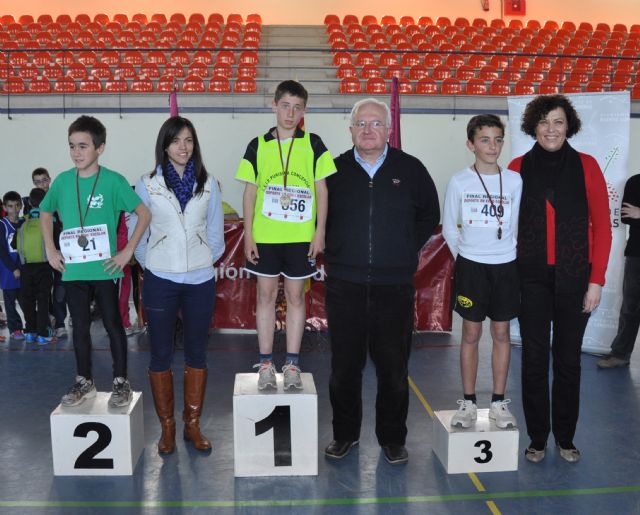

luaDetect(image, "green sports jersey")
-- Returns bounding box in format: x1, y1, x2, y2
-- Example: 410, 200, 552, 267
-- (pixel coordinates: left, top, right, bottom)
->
40, 166, 141, 281
235, 127, 336, 243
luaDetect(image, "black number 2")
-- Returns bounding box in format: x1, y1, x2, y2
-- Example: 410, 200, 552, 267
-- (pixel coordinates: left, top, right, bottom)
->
73, 422, 114, 469
255, 405, 292, 467
474, 440, 493, 464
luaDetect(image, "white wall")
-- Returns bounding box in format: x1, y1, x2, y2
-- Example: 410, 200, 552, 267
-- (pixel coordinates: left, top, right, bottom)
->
2, 112, 639, 216
6, 0, 638, 27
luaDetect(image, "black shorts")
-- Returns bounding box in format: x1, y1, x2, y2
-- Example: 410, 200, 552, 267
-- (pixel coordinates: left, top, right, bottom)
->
244, 242, 316, 279
453, 255, 519, 322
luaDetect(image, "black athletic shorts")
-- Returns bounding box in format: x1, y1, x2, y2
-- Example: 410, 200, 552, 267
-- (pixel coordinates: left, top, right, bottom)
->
244, 242, 316, 279
453, 255, 519, 322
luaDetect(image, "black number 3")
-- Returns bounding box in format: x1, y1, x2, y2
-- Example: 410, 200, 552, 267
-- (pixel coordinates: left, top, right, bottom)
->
73, 422, 114, 469
474, 440, 493, 464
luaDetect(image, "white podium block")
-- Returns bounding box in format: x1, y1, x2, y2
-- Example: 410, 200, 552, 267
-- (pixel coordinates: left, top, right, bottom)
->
433, 409, 519, 474
233, 372, 317, 477
50, 392, 144, 476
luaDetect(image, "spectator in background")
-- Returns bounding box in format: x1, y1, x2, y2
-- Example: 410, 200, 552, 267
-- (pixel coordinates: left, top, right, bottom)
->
15, 188, 55, 344
0, 191, 25, 340
598, 174, 640, 369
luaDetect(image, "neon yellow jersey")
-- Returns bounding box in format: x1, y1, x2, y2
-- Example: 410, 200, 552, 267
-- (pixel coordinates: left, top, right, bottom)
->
235, 128, 336, 243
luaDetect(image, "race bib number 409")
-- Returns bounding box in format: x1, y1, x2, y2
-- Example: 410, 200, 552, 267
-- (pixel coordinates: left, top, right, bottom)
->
60, 224, 111, 263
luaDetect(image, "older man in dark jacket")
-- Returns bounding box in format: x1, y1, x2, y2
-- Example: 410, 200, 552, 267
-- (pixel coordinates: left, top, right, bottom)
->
324, 98, 440, 465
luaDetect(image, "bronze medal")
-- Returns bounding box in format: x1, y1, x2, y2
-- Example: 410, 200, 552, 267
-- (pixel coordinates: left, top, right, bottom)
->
77, 234, 88, 247
280, 193, 291, 209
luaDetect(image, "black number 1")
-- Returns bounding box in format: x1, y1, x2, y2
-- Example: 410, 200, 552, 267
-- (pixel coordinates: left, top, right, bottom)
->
255, 405, 292, 467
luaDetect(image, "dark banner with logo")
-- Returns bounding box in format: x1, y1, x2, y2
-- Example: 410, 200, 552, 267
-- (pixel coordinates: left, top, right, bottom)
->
212, 222, 453, 332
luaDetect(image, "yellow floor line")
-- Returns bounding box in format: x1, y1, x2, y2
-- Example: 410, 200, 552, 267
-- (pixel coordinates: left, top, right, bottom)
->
408, 375, 502, 515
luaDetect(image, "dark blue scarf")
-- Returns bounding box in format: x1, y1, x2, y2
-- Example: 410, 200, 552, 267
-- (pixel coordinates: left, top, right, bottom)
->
164, 159, 196, 212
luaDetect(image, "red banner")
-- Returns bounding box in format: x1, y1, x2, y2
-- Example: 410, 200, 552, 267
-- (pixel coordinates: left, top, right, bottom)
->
212, 222, 453, 332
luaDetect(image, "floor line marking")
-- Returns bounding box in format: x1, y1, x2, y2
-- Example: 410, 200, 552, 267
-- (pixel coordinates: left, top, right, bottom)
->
3, 486, 640, 509
408, 376, 499, 514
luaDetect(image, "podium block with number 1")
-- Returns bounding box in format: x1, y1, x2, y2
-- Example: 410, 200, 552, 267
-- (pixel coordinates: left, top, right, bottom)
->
233, 372, 318, 477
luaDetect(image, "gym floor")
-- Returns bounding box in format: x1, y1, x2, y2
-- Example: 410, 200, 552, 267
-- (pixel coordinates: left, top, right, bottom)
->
1, 316, 639, 514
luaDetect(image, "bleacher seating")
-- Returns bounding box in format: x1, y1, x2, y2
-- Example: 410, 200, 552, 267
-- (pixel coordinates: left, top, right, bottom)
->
0, 12, 262, 94
324, 14, 640, 95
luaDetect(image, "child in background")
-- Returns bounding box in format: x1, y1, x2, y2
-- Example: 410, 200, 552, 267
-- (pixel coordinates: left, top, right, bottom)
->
0, 191, 25, 340
15, 188, 55, 344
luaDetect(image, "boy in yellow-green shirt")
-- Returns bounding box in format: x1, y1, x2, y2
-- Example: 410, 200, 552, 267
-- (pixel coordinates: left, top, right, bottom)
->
236, 80, 336, 390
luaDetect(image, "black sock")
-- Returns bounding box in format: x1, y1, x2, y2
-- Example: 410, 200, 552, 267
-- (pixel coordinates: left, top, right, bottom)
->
492, 393, 505, 403
463, 393, 477, 404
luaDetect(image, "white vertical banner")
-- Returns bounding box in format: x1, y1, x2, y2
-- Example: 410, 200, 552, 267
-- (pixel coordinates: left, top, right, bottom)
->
507, 92, 630, 354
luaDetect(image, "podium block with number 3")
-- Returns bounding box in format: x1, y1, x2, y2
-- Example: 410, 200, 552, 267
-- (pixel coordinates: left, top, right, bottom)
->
433, 409, 519, 474
50, 392, 144, 476
233, 373, 318, 477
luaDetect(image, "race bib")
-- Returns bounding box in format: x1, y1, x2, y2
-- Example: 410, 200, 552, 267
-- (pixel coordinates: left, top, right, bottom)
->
461, 192, 512, 227
262, 185, 313, 223
59, 224, 111, 263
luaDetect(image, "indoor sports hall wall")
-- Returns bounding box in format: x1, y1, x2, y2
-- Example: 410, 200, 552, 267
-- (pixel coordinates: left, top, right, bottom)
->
7, 0, 638, 26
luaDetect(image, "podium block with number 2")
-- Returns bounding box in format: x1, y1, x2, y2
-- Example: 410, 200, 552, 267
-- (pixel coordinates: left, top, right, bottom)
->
432, 409, 519, 474
50, 392, 144, 476
233, 373, 318, 477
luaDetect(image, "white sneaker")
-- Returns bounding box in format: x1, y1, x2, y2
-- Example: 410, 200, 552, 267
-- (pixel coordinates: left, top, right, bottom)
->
253, 361, 276, 390
55, 327, 68, 339
489, 399, 517, 429
282, 363, 303, 390
450, 399, 477, 428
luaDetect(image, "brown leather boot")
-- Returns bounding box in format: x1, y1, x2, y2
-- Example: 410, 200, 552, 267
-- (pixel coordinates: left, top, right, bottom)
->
148, 369, 176, 454
182, 366, 212, 451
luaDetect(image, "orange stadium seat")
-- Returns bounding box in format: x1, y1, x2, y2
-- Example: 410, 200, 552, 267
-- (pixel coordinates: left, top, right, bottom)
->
182, 75, 205, 92
340, 77, 361, 93
78, 76, 102, 93
53, 76, 76, 93
400, 16, 415, 27
170, 13, 187, 25
188, 62, 209, 78
417, 16, 433, 27
380, 15, 396, 26
384, 64, 404, 79
213, 63, 232, 78
489, 79, 510, 95
337, 63, 357, 78
28, 75, 51, 93
237, 65, 257, 78
538, 80, 559, 94
441, 77, 462, 95
513, 80, 535, 95
207, 13, 224, 25
365, 77, 387, 93
209, 75, 231, 92
397, 77, 413, 93
585, 81, 605, 92
361, 64, 382, 78
246, 14, 262, 24
465, 78, 488, 95
151, 13, 167, 25
324, 14, 340, 25
3, 77, 26, 94
432, 64, 452, 80
415, 77, 438, 94
409, 64, 429, 81
457, 65, 476, 81
104, 79, 128, 92
362, 15, 377, 26
234, 77, 257, 93
563, 81, 583, 93
140, 63, 160, 79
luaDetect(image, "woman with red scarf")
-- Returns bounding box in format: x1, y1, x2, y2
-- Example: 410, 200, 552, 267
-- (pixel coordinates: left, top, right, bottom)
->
509, 95, 611, 464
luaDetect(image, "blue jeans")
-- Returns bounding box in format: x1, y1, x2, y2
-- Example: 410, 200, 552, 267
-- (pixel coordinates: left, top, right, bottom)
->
143, 271, 216, 372
2, 288, 23, 332
610, 256, 640, 360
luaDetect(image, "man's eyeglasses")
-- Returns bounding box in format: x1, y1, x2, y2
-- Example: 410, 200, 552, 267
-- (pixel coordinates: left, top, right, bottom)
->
352, 120, 386, 130
33, 178, 50, 185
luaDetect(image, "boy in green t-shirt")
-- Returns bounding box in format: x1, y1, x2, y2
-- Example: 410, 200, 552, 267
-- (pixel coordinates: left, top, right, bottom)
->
235, 80, 336, 390
40, 115, 151, 408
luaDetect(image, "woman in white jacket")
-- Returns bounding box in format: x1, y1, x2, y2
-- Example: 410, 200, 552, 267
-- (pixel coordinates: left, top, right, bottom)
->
134, 116, 224, 454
